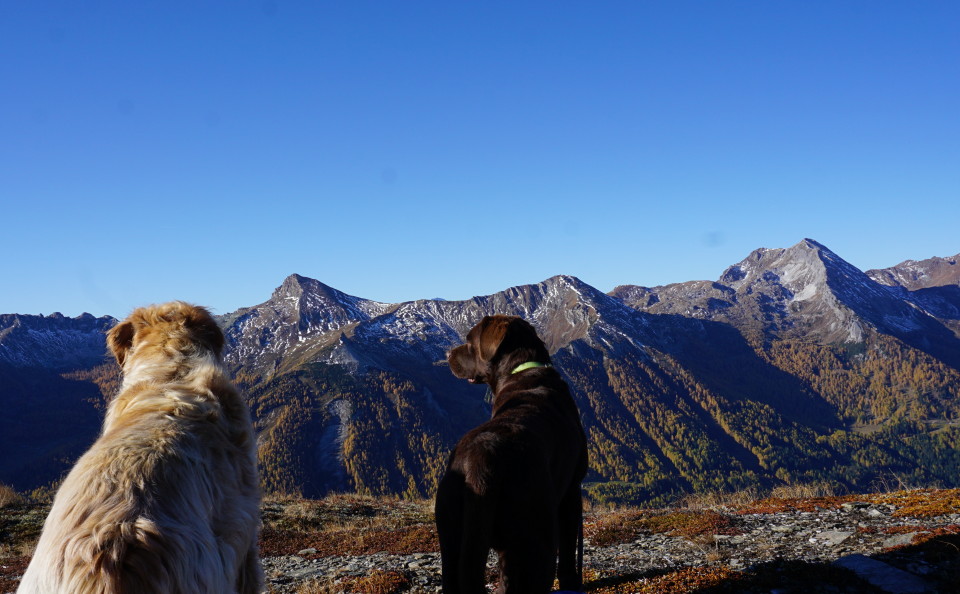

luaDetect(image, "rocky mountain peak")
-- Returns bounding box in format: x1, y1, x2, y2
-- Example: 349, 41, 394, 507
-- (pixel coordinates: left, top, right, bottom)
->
715, 238, 890, 310
273, 274, 356, 311
222, 276, 394, 373
273, 273, 313, 299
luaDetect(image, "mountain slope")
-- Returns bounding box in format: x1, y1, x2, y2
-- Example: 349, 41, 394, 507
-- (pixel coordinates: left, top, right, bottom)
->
0, 313, 116, 490
229, 246, 960, 503
612, 240, 960, 424
3, 241, 960, 506
866, 254, 960, 339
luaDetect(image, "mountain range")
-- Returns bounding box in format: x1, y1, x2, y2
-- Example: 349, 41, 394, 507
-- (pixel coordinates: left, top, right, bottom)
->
3, 239, 960, 505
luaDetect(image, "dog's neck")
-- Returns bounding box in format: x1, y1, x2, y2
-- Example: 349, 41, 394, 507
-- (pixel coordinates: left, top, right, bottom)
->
106, 349, 230, 431
119, 344, 227, 394
489, 349, 552, 396
113, 344, 229, 402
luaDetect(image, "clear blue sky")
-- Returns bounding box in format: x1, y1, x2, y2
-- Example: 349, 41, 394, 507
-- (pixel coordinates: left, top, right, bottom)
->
2, 2, 958, 317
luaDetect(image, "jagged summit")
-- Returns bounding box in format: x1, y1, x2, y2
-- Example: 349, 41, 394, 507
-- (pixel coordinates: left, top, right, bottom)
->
221, 275, 394, 373
275, 274, 347, 302
271, 274, 387, 317
220, 272, 648, 377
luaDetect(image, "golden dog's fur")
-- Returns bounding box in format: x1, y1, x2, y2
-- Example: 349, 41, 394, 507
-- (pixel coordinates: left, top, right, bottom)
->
18, 302, 262, 594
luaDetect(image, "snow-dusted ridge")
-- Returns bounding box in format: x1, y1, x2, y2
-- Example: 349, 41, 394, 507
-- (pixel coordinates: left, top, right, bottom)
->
3, 240, 959, 376
218, 272, 652, 377
0, 312, 115, 369
612, 239, 960, 352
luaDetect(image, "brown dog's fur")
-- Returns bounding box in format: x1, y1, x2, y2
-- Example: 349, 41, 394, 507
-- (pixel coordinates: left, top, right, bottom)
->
18, 302, 262, 594
436, 315, 588, 594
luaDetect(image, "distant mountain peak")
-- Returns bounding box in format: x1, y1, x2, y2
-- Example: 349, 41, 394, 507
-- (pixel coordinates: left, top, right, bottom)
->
867, 253, 960, 291
222, 274, 395, 373
545, 273, 587, 286
717, 238, 863, 294
799, 237, 829, 250
614, 238, 960, 348
274, 274, 341, 301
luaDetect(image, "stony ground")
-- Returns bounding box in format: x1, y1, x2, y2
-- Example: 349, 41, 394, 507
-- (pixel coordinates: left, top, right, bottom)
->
3, 489, 960, 593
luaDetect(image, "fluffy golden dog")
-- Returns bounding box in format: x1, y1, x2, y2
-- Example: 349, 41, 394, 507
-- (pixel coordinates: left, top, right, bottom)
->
18, 302, 262, 594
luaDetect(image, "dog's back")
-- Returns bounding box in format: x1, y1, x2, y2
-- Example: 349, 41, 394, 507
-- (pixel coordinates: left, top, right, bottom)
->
18, 302, 262, 594
19, 399, 259, 592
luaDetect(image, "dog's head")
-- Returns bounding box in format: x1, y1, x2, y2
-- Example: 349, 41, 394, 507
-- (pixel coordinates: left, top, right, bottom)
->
107, 301, 225, 369
447, 315, 550, 385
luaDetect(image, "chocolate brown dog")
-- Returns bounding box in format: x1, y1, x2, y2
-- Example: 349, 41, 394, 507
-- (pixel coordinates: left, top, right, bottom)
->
436, 315, 588, 594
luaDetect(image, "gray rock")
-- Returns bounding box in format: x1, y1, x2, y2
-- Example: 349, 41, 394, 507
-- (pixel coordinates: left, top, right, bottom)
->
841, 502, 871, 512
815, 530, 854, 547
882, 532, 919, 549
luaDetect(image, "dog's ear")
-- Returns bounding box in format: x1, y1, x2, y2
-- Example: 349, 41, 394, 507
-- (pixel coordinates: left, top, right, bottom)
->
477, 316, 546, 361
498, 317, 545, 354
476, 316, 511, 362
107, 320, 136, 367
182, 305, 225, 356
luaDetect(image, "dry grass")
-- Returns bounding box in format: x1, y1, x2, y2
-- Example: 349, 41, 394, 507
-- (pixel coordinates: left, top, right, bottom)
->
289, 571, 411, 594
292, 577, 340, 594
672, 482, 839, 514
734, 487, 960, 517
259, 493, 438, 558
0, 502, 46, 559
769, 481, 839, 500
260, 523, 437, 558
584, 559, 885, 593
586, 566, 744, 594
344, 570, 412, 594
0, 490, 41, 590
677, 487, 763, 510
0, 484, 23, 509
586, 508, 741, 547
264, 492, 426, 532
735, 493, 860, 514
586, 508, 647, 546
0, 555, 31, 589
873, 488, 960, 518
